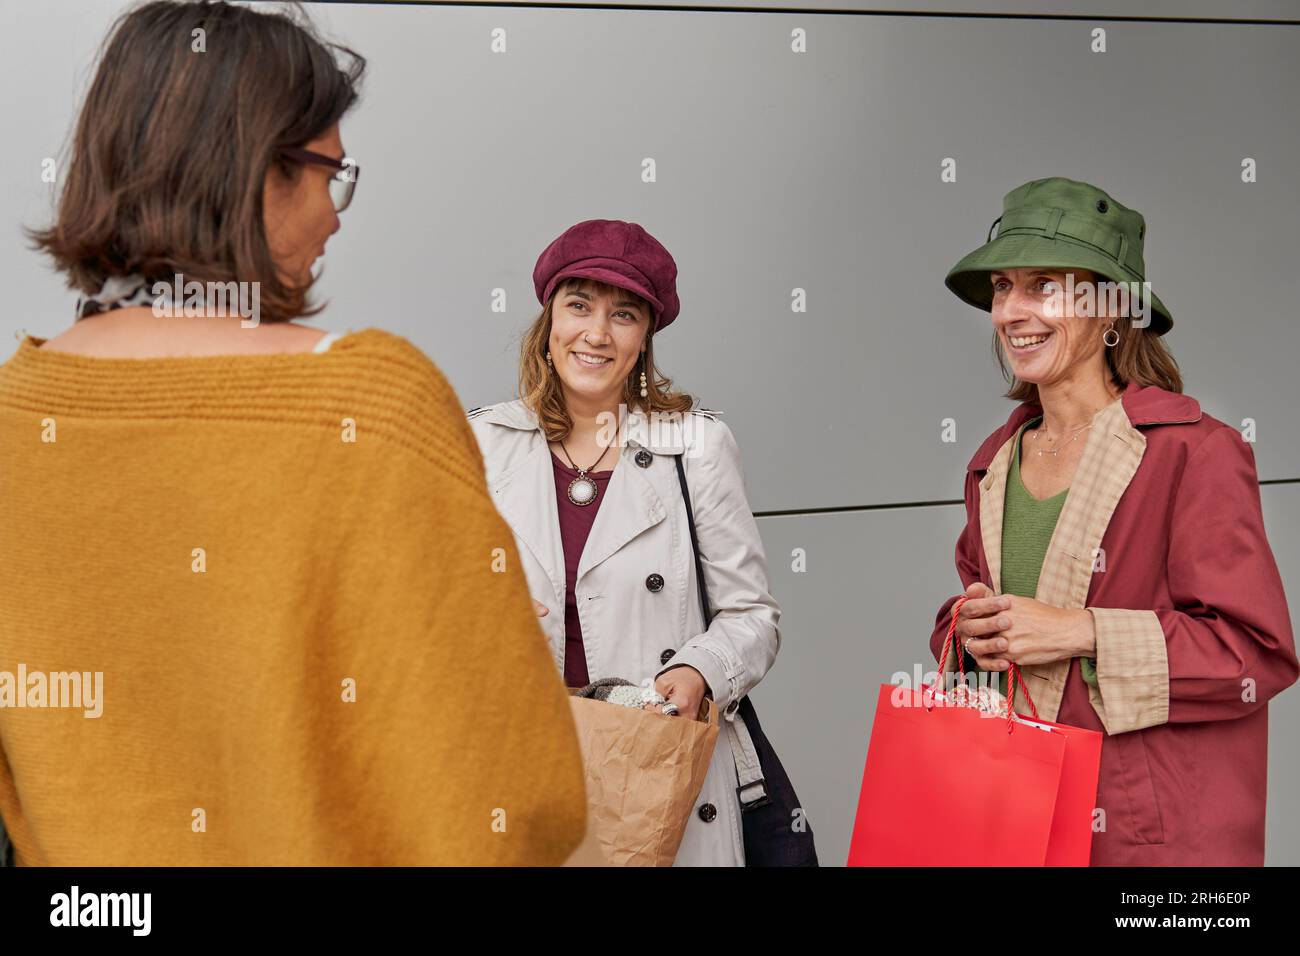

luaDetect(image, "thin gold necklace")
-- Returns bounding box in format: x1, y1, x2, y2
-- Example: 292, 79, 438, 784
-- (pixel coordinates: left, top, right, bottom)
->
1028, 420, 1092, 458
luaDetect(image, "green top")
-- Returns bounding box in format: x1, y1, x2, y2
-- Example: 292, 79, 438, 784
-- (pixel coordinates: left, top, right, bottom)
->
990, 416, 1098, 696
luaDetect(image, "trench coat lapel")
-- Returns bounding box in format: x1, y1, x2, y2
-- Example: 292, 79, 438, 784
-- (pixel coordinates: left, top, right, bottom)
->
575, 407, 681, 583
978, 396, 1147, 722
490, 435, 566, 602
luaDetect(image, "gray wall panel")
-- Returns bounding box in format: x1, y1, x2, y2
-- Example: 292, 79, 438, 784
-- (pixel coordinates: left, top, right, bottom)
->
1261, 483, 1300, 866
3, 3, 1298, 510
488, 1, 1300, 19
752, 504, 970, 865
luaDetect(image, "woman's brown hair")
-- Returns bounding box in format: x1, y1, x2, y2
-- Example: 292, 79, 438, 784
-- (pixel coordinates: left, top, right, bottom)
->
519, 278, 694, 442
996, 270, 1183, 402
27, 0, 365, 324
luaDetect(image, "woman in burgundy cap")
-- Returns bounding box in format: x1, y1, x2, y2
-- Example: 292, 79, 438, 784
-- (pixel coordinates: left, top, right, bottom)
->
468, 219, 814, 866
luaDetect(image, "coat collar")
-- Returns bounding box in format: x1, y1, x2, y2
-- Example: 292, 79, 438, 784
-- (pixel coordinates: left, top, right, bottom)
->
472, 399, 688, 454
474, 399, 676, 600
966, 381, 1201, 473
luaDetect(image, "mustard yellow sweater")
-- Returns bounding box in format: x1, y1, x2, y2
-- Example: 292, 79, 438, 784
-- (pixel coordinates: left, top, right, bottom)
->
0, 328, 586, 866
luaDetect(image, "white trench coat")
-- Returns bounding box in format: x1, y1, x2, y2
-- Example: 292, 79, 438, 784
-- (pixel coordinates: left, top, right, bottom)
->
468, 400, 781, 866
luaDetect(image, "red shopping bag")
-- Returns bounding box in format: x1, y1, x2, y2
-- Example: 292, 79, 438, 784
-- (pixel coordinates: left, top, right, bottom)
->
847, 597, 1102, 866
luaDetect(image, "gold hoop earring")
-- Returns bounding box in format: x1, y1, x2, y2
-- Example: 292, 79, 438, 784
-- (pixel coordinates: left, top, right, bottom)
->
1103, 323, 1120, 348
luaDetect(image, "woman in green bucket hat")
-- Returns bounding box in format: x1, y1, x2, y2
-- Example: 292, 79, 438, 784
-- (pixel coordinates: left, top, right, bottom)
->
928, 177, 1297, 865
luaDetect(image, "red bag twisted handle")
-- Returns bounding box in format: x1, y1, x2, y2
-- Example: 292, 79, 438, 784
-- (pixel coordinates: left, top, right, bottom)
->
935, 593, 1039, 731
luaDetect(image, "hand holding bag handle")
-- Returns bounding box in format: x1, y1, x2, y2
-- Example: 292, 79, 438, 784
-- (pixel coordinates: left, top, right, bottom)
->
673, 452, 819, 866
934, 595, 1040, 731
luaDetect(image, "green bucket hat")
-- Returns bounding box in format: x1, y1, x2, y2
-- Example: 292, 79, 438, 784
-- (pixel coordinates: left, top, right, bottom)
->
945, 177, 1172, 335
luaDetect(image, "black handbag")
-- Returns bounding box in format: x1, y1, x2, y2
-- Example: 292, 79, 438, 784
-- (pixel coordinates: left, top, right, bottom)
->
674, 454, 818, 867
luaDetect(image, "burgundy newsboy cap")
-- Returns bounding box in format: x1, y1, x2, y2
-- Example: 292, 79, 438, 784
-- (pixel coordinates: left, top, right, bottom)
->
533, 219, 681, 332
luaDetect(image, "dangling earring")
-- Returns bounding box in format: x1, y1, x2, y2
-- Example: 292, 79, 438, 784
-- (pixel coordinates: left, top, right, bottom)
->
545, 350, 553, 369
1102, 322, 1119, 347
639, 362, 648, 399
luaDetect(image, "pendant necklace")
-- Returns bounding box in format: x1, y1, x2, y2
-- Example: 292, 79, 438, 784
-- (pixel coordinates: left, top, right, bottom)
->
558, 438, 611, 506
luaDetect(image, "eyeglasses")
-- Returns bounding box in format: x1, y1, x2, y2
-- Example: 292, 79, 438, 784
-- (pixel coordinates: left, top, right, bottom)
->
279, 146, 360, 212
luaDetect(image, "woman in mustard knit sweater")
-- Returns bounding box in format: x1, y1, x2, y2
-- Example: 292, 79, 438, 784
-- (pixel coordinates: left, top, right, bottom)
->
0, 0, 586, 866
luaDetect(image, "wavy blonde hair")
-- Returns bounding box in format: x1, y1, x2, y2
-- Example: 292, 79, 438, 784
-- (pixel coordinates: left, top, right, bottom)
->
519, 277, 694, 442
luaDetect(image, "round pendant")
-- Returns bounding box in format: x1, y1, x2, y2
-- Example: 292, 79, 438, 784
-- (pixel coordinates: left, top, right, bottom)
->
567, 476, 598, 506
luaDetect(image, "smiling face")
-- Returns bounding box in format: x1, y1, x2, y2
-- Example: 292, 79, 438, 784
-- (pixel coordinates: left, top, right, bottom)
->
547, 279, 653, 409
263, 124, 344, 287
990, 267, 1111, 389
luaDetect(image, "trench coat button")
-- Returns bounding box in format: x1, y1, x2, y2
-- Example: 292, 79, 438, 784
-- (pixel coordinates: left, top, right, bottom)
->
646, 573, 664, 592
660, 648, 676, 665
726, 699, 740, 716
635, 449, 653, 468
1096, 199, 1109, 213
697, 803, 717, 823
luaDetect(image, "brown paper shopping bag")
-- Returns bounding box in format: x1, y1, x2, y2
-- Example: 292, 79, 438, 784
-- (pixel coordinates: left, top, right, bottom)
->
564, 692, 719, 867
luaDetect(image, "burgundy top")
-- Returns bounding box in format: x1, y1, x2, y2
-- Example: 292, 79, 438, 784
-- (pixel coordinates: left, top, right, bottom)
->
551, 452, 614, 688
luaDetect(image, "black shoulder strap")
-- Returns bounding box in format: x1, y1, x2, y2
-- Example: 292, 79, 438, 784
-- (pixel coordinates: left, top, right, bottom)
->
674, 453, 713, 625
